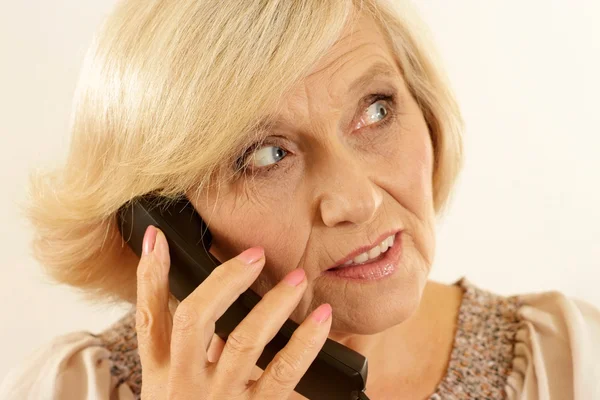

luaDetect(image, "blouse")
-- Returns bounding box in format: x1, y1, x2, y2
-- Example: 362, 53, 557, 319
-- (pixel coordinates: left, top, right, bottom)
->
1, 279, 599, 399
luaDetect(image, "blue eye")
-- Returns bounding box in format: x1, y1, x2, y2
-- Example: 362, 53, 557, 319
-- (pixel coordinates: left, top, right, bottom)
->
250, 145, 288, 168
364, 100, 388, 125
355, 97, 393, 131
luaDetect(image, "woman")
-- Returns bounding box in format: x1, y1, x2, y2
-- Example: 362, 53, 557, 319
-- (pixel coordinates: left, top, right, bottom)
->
1, 0, 599, 399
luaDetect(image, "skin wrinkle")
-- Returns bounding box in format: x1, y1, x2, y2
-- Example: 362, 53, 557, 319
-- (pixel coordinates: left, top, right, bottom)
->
328, 53, 392, 99
343, 62, 398, 100
263, 68, 400, 143
186, 12, 461, 398
200, 15, 432, 324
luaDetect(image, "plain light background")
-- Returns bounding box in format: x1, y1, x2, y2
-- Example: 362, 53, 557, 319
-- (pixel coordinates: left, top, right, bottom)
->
1, 0, 599, 381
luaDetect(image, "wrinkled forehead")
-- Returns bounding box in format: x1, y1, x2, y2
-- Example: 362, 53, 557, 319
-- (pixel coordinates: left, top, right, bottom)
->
277, 12, 400, 120
309, 14, 396, 82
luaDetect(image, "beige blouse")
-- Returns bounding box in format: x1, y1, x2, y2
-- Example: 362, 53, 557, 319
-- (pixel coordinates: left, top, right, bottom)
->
1, 279, 599, 399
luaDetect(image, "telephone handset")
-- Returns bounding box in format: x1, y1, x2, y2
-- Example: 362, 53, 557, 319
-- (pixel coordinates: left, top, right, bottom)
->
117, 195, 370, 400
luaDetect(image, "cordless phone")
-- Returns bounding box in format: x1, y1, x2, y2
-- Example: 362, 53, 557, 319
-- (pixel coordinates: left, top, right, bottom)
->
117, 195, 370, 400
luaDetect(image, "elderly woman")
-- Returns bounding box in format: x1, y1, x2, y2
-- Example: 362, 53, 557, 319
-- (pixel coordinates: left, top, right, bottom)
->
1, 0, 599, 399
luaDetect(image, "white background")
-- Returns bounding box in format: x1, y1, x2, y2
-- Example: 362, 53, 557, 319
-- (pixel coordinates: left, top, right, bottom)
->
1, 0, 599, 381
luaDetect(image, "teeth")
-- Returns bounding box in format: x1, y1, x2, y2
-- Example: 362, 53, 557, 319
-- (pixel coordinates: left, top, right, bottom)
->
346, 234, 395, 266
353, 252, 369, 264
379, 240, 389, 254
368, 246, 381, 259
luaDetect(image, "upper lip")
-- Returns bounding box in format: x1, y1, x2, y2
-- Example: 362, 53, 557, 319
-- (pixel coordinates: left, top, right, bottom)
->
326, 230, 401, 270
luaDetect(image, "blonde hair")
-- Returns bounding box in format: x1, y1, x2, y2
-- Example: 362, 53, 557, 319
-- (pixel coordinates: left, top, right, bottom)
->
25, 0, 463, 303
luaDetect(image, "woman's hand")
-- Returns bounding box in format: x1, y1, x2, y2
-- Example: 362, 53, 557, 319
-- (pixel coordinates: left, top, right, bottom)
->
135, 226, 332, 399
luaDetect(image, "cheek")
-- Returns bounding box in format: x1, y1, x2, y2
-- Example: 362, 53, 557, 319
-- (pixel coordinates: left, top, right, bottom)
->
377, 115, 436, 257
404, 134, 434, 202
190, 187, 311, 294
381, 118, 435, 211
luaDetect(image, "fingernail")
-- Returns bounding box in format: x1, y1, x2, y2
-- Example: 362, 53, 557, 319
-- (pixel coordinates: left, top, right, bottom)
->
237, 247, 264, 265
153, 229, 170, 267
311, 304, 332, 323
142, 225, 157, 255
283, 268, 305, 286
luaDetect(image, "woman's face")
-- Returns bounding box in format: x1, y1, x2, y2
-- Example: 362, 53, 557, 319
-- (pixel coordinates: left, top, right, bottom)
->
189, 14, 436, 334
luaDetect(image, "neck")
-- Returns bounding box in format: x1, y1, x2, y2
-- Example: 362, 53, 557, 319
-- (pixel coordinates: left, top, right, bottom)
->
327, 280, 463, 398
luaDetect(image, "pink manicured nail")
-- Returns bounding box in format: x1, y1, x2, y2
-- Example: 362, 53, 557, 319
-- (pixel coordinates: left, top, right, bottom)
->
283, 268, 306, 286
237, 247, 264, 265
142, 225, 157, 255
311, 304, 332, 323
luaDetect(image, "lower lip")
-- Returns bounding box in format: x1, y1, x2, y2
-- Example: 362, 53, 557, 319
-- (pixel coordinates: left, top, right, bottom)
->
323, 232, 402, 281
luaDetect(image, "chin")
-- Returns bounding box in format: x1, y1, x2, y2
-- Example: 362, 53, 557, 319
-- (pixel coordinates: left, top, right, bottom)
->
321, 263, 429, 335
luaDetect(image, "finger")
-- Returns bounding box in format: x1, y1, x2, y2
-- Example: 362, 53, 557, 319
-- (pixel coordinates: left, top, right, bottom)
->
213, 268, 308, 387
206, 333, 226, 363
135, 226, 173, 393
253, 303, 332, 398
169, 247, 265, 376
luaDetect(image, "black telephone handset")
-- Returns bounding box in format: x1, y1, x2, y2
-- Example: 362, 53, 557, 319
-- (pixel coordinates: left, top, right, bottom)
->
117, 195, 370, 400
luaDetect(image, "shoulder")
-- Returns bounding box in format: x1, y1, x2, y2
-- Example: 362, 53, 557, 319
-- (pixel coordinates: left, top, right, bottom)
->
518, 289, 600, 337
445, 279, 600, 399
509, 288, 600, 399
0, 312, 139, 400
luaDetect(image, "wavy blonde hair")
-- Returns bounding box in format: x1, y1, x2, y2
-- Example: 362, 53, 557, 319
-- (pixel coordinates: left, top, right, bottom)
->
25, 0, 463, 304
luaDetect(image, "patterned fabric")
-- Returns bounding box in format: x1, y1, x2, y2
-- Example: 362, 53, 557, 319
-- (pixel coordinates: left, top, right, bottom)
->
429, 279, 522, 399
98, 311, 142, 397
97, 279, 523, 399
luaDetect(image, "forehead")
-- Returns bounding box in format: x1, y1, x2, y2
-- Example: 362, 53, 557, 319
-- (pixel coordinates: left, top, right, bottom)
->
277, 12, 399, 119
306, 13, 396, 86
247, 12, 402, 138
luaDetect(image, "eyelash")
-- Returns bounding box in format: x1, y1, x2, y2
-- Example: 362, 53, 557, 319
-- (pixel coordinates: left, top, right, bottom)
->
235, 91, 397, 175
361, 92, 397, 130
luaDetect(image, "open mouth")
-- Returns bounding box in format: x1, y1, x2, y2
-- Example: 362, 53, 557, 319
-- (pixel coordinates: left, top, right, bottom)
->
324, 231, 402, 281
328, 234, 395, 271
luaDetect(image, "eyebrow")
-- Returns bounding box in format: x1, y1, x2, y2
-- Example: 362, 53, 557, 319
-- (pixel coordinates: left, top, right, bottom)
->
252, 61, 399, 132
346, 61, 399, 94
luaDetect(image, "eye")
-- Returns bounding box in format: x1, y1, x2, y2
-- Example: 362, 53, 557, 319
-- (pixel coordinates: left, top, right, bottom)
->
355, 97, 392, 130
249, 145, 288, 168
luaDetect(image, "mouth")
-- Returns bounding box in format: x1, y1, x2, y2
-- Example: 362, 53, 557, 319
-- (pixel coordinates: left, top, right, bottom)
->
324, 231, 402, 281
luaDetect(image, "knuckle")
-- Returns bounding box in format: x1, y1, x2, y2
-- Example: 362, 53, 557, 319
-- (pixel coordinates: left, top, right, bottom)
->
270, 352, 300, 385
211, 264, 238, 287
226, 330, 257, 355
172, 303, 199, 332
136, 263, 155, 284
135, 307, 154, 336
293, 332, 320, 351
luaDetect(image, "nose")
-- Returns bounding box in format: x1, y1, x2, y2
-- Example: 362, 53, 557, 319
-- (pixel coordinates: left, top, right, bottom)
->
316, 158, 383, 228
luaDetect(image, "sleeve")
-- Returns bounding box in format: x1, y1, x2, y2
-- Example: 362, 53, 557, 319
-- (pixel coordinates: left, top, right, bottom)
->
505, 291, 600, 400
0, 332, 135, 400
